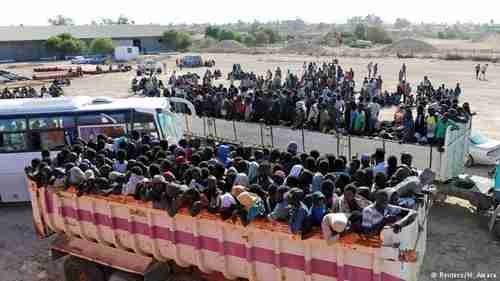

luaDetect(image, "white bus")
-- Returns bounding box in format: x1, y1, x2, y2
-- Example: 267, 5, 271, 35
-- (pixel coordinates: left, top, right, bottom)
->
0, 96, 194, 203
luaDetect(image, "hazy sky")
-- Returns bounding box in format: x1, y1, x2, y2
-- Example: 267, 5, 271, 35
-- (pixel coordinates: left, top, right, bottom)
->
2, 0, 499, 26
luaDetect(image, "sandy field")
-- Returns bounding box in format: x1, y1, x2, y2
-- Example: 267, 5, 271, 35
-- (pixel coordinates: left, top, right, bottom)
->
2, 53, 500, 281
10, 53, 497, 138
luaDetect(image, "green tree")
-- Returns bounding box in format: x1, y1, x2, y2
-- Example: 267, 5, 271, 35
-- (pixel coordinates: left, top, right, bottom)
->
243, 34, 257, 46
176, 32, 192, 51
354, 23, 367, 40
45, 33, 86, 58
90, 38, 115, 55
48, 15, 75, 26
262, 28, 281, 44
218, 29, 237, 41
161, 30, 192, 51
205, 26, 221, 39
99, 15, 134, 25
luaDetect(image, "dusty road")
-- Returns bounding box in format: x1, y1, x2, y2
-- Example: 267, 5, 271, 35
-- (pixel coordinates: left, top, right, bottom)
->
2, 53, 500, 281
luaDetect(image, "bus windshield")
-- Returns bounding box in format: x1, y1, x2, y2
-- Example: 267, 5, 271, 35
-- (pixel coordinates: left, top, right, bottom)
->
157, 111, 183, 142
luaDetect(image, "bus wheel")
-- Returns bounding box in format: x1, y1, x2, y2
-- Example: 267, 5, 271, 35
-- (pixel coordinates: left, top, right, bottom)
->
64, 256, 105, 281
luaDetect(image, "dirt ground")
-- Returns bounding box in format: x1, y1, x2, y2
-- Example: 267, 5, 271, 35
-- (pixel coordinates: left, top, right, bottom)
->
2, 53, 500, 281
11, 53, 498, 138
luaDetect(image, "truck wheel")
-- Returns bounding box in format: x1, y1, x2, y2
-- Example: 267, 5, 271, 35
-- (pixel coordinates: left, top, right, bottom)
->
166, 273, 203, 281
109, 271, 141, 281
64, 256, 105, 281
494, 221, 500, 240
465, 154, 474, 167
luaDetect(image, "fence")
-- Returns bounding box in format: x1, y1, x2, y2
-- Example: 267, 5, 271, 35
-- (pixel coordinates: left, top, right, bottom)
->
178, 115, 472, 181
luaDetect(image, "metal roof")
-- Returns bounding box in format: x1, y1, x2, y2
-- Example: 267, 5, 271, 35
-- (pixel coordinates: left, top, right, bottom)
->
0, 25, 169, 42
0, 96, 170, 115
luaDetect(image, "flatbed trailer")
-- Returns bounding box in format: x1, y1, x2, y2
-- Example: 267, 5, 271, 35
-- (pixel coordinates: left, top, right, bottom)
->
29, 180, 431, 281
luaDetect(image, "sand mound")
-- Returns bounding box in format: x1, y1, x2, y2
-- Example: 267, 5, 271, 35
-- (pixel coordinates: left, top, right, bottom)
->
477, 33, 500, 45
283, 41, 326, 54
217, 40, 247, 50
382, 39, 438, 54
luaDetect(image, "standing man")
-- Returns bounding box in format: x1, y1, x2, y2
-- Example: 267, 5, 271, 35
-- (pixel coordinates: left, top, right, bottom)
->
475, 64, 481, 80
367, 61, 373, 79
480, 64, 489, 81
373, 63, 378, 78
401, 63, 407, 81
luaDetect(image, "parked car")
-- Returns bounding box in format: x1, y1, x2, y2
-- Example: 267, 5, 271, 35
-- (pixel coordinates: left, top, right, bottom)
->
70, 56, 87, 64
180, 55, 203, 67
86, 56, 107, 65
466, 132, 500, 167
349, 40, 373, 48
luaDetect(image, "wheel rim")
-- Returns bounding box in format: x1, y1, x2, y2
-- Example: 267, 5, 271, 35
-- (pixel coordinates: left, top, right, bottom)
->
79, 272, 90, 281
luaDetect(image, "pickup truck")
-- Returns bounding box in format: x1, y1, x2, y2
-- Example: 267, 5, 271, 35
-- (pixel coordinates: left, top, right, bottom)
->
29, 181, 431, 281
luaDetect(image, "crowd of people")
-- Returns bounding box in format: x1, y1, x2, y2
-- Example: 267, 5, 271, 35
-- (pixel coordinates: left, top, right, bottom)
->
1, 80, 64, 99
158, 60, 473, 146
26, 131, 433, 240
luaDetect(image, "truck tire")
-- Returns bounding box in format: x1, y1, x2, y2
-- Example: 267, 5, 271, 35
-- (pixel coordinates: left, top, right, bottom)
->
64, 256, 105, 281
108, 271, 141, 281
465, 154, 474, 167
166, 273, 203, 281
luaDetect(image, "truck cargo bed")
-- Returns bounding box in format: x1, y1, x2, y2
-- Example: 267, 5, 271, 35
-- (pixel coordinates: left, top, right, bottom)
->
30, 182, 429, 281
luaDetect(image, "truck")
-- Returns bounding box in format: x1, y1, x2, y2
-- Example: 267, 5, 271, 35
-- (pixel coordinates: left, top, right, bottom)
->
29, 180, 431, 281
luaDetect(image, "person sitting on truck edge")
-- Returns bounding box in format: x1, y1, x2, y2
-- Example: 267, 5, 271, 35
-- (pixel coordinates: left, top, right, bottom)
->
361, 190, 416, 236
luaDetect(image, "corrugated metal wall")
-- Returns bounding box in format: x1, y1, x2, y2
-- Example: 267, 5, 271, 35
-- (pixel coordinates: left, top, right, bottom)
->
0, 36, 169, 62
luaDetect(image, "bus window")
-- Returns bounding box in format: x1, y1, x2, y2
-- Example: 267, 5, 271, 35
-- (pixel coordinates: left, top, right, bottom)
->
27, 131, 67, 151
133, 111, 156, 134
29, 116, 75, 129
0, 119, 26, 132
78, 113, 126, 126
0, 132, 28, 152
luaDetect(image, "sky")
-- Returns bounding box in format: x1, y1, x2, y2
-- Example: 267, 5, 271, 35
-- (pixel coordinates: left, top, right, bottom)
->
2, 0, 499, 26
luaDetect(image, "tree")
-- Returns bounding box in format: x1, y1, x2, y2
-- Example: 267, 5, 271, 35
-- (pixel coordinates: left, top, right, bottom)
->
176, 32, 192, 51
48, 15, 75, 26
45, 33, 86, 58
394, 18, 411, 29
254, 31, 270, 45
354, 24, 367, 40
99, 15, 134, 25
218, 29, 237, 41
262, 28, 281, 44
161, 30, 192, 51
243, 34, 257, 47
366, 26, 393, 44
90, 38, 115, 55
205, 26, 221, 39
117, 14, 134, 24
